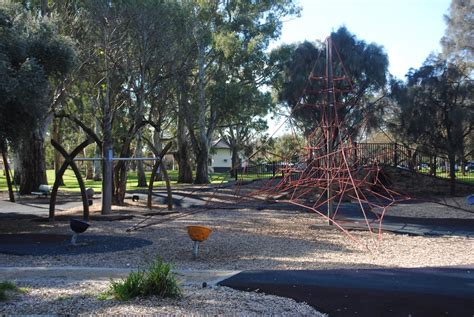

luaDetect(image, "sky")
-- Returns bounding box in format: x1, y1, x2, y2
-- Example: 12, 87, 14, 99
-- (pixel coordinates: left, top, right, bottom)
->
271, 0, 451, 79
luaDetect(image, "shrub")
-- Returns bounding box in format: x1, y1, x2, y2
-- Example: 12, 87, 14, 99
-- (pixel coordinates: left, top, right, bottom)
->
103, 258, 181, 301
108, 271, 146, 301
0, 281, 19, 301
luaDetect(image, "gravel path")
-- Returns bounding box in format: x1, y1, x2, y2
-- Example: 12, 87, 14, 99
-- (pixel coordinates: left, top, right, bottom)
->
0, 188, 473, 315
2, 280, 322, 316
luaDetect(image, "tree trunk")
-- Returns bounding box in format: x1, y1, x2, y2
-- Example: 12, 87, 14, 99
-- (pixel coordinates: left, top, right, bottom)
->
1, 142, 15, 202
52, 118, 65, 185
81, 147, 92, 180
230, 144, 240, 178
113, 160, 128, 205
93, 110, 102, 181
13, 151, 21, 185
177, 79, 193, 184
448, 153, 456, 196
152, 127, 163, 181
101, 100, 113, 213
101, 23, 113, 214
194, 145, 209, 184
112, 132, 134, 205
135, 134, 147, 187
177, 138, 193, 183
194, 39, 209, 184
18, 129, 48, 194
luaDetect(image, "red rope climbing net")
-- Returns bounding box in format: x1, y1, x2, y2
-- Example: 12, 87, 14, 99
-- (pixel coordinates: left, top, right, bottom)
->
237, 36, 409, 247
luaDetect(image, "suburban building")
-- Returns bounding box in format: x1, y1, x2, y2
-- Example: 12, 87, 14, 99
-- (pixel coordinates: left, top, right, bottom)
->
209, 139, 232, 173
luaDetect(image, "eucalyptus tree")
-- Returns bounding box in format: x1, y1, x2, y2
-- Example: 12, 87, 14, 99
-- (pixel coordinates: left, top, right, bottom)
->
71, 0, 187, 205
272, 27, 389, 139
111, 0, 178, 196
181, 0, 300, 184
71, 0, 130, 211
389, 56, 473, 194
219, 85, 273, 176
0, 3, 75, 194
441, 0, 473, 64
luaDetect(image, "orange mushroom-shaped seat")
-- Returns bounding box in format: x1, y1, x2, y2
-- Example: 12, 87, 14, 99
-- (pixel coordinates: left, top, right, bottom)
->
187, 225, 212, 242
187, 226, 212, 259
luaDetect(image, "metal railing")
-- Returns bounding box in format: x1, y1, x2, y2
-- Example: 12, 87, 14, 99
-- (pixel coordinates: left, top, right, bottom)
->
236, 143, 474, 184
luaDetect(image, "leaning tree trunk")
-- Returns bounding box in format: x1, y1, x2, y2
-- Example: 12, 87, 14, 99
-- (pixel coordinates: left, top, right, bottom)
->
52, 117, 65, 185
152, 126, 163, 181
113, 160, 129, 205
18, 129, 48, 194
135, 133, 147, 187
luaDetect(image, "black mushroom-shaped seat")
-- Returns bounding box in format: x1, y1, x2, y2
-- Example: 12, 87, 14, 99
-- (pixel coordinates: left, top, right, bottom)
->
70, 219, 89, 234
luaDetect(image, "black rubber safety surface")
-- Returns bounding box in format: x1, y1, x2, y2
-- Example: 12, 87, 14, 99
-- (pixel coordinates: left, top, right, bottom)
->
0, 233, 152, 256
218, 267, 474, 317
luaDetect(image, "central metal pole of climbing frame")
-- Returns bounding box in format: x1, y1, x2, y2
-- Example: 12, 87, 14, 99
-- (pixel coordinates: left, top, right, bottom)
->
326, 36, 334, 225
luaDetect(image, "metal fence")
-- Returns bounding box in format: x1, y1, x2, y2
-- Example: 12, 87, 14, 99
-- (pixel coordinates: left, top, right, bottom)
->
236, 162, 287, 180
236, 143, 474, 184
355, 143, 473, 184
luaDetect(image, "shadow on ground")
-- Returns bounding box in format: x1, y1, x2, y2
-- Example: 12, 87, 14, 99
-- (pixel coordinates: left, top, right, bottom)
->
0, 233, 152, 256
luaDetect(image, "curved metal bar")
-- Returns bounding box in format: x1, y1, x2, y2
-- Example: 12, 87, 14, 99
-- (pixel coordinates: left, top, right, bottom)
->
69, 159, 90, 221
49, 139, 94, 221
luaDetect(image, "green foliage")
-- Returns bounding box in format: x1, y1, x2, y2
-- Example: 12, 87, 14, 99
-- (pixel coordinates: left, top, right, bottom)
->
176, 0, 300, 184
107, 271, 145, 301
102, 258, 181, 301
441, 0, 473, 62
0, 281, 20, 301
272, 133, 306, 161
389, 56, 472, 157
389, 55, 473, 186
0, 3, 75, 146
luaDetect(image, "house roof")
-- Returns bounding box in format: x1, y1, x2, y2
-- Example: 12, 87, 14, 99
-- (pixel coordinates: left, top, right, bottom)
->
212, 139, 230, 149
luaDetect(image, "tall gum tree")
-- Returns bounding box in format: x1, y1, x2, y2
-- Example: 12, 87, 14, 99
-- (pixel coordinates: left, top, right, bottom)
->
183, 0, 300, 184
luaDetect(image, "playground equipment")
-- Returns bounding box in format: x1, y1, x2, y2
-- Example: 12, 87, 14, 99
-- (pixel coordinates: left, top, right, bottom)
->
50, 138, 94, 221
187, 225, 212, 259
467, 194, 474, 205
70, 218, 90, 245
48, 139, 173, 221
245, 35, 408, 244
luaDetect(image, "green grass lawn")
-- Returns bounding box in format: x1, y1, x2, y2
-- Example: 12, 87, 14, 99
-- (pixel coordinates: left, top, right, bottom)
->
0, 169, 231, 193
418, 168, 474, 185
1, 167, 471, 193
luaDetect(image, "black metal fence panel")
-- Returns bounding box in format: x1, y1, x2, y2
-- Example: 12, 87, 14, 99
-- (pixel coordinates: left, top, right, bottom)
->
237, 143, 474, 184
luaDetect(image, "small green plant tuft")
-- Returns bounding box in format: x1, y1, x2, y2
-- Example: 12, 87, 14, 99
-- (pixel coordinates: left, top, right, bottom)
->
108, 271, 146, 301
102, 258, 181, 301
0, 281, 20, 301
141, 258, 181, 299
